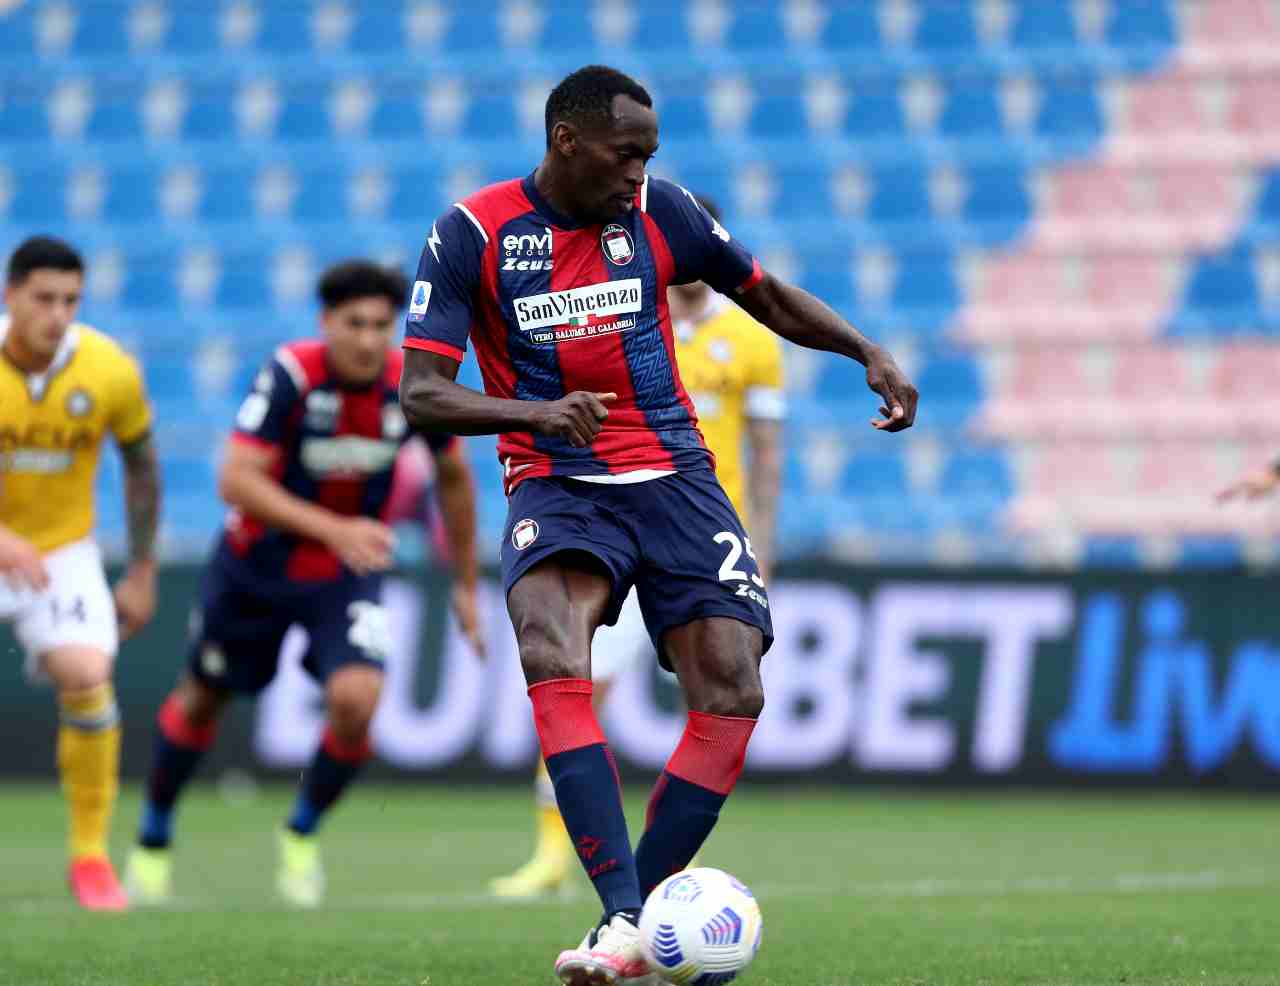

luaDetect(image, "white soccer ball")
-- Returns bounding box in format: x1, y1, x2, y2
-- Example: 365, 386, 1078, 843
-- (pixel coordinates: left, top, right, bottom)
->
639, 867, 763, 985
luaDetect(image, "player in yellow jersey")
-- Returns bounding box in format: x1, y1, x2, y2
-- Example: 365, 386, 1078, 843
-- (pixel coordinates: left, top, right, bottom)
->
0, 237, 160, 910
488, 195, 785, 898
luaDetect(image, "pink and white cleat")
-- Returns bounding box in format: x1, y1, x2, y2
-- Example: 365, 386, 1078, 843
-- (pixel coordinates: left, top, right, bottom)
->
555, 913, 657, 986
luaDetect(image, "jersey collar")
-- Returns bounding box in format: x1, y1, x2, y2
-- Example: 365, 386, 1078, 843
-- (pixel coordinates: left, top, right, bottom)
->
522, 172, 588, 231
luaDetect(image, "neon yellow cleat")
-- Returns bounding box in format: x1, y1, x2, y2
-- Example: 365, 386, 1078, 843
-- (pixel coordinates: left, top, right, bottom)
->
489, 851, 573, 899
123, 846, 172, 906
276, 829, 324, 909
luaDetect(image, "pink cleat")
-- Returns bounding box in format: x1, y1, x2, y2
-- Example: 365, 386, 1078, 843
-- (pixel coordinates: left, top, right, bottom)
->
69, 856, 129, 912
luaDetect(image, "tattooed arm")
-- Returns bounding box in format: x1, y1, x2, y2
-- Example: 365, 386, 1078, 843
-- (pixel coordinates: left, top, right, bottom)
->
114, 432, 161, 639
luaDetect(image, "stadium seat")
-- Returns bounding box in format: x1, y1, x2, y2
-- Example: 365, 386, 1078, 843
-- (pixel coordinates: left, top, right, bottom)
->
939, 80, 1004, 137
1035, 73, 1104, 141
1009, 2, 1079, 50
822, 4, 882, 49
1105, 1, 1176, 51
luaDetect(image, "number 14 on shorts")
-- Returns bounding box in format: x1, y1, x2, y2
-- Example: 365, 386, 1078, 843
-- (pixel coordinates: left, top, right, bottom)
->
714, 531, 768, 609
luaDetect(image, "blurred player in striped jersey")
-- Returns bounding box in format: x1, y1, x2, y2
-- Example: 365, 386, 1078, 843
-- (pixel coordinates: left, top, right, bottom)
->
488, 194, 786, 900
125, 261, 480, 908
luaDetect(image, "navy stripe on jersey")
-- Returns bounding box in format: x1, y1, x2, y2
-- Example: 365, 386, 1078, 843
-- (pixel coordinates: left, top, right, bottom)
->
611, 215, 701, 458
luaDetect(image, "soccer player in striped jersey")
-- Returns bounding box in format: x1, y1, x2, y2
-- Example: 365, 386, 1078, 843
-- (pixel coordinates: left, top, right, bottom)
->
400, 66, 916, 985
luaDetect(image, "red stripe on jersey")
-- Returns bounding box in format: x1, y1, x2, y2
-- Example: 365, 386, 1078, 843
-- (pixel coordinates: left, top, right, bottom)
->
404, 337, 464, 362
284, 339, 329, 390
736, 257, 764, 294
228, 432, 278, 452
642, 211, 710, 462
287, 385, 382, 581
382, 348, 405, 388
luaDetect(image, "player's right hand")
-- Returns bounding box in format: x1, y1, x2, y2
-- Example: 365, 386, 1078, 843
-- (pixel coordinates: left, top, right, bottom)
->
536, 392, 617, 448
0, 528, 49, 592
1216, 468, 1280, 503
326, 517, 396, 576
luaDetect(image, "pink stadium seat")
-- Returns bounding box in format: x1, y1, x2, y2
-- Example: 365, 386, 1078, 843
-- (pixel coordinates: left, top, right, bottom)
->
1207, 344, 1280, 435
1126, 71, 1206, 137
1152, 166, 1234, 248
1109, 345, 1209, 438
1197, 0, 1280, 49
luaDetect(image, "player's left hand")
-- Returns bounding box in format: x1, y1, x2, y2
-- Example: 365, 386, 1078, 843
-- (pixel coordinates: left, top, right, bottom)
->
865, 348, 918, 432
114, 560, 157, 640
452, 580, 485, 660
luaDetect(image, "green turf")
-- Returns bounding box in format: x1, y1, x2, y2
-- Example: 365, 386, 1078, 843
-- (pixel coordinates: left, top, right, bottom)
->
0, 782, 1277, 985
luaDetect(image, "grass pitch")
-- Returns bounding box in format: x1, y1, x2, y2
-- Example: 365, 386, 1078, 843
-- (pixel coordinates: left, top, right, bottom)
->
0, 782, 1276, 985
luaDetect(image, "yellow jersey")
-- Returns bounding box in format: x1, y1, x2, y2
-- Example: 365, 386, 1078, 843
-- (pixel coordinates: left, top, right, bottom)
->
675, 296, 785, 524
0, 319, 151, 553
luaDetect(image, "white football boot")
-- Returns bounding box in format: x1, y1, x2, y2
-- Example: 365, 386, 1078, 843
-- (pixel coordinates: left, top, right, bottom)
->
554, 912, 658, 986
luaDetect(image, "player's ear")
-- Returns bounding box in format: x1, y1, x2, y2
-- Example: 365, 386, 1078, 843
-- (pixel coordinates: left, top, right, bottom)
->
550, 121, 577, 158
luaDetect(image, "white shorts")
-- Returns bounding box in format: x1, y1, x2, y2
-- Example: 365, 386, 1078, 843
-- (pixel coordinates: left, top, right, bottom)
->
591, 588, 653, 682
0, 538, 118, 679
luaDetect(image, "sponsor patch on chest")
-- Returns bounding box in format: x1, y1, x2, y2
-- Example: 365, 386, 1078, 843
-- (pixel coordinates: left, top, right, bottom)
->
513, 279, 643, 345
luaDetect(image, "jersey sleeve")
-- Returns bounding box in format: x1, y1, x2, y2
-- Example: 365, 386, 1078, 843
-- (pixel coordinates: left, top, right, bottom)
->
109, 351, 152, 445
743, 321, 787, 421
403, 205, 487, 363
231, 354, 300, 449
645, 177, 764, 296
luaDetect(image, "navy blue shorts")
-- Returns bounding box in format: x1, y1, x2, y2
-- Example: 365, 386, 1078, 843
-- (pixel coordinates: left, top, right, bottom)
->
187, 545, 389, 695
500, 468, 773, 670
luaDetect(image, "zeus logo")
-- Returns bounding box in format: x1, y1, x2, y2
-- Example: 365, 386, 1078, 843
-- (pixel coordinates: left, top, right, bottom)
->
502, 227, 554, 272
427, 222, 442, 262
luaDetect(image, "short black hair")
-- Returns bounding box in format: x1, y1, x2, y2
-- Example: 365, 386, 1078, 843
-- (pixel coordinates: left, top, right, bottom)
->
695, 194, 723, 224
545, 65, 652, 147
7, 235, 83, 285
316, 260, 409, 311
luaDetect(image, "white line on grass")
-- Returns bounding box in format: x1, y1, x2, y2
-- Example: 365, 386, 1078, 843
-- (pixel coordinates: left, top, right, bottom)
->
1, 868, 1272, 914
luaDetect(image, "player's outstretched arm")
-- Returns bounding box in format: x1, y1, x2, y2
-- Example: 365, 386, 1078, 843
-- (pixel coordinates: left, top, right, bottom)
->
400, 349, 615, 449
114, 433, 160, 638
736, 273, 919, 432
1216, 464, 1280, 502
218, 440, 394, 576
432, 440, 485, 658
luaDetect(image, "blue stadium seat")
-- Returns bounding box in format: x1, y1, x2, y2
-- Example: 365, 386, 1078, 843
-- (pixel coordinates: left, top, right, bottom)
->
914, 4, 978, 51
1179, 536, 1244, 568
773, 166, 831, 218
839, 449, 910, 499
823, 5, 883, 49
1083, 536, 1142, 568
293, 167, 351, 220
1106, 1, 1176, 50
841, 75, 905, 137
625, 4, 694, 51
0, 87, 50, 141
67, 3, 132, 54
184, 80, 240, 140
893, 252, 960, 313
102, 167, 159, 221
1036, 74, 1103, 139
1251, 169, 1280, 228
256, 4, 319, 54
0, 4, 37, 55
121, 250, 180, 308
166, 3, 222, 52
727, 6, 782, 51
938, 450, 1013, 527
750, 92, 808, 138
1010, 1, 1079, 49
914, 353, 983, 407
7, 165, 67, 223
199, 166, 257, 222
655, 82, 711, 139
964, 164, 1031, 238
464, 89, 516, 139
940, 81, 1005, 137
349, 5, 402, 52
869, 164, 930, 225
1181, 247, 1260, 317
276, 86, 331, 139
370, 87, 423, 139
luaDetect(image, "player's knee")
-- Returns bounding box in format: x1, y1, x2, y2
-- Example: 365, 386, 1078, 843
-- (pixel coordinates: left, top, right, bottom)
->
176, 676, 228, 727
42, 646, 112, 692
515, 617, 586, 683
683, 654, 765, 719
326, 667, 383, 736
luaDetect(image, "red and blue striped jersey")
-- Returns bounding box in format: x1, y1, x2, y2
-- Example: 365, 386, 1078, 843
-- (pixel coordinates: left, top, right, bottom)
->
223, 339, 453, 583
403, 173, 764, 492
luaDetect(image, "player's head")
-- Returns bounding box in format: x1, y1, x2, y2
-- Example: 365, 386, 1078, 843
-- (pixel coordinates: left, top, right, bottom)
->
317, 260, 408, 386
544, 65, 657, 224
4, 236, 85, 362
668, 195, 723, 312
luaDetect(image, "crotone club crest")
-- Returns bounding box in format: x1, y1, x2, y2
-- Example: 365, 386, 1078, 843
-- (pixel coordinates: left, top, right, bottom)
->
601, 224, 634, 266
